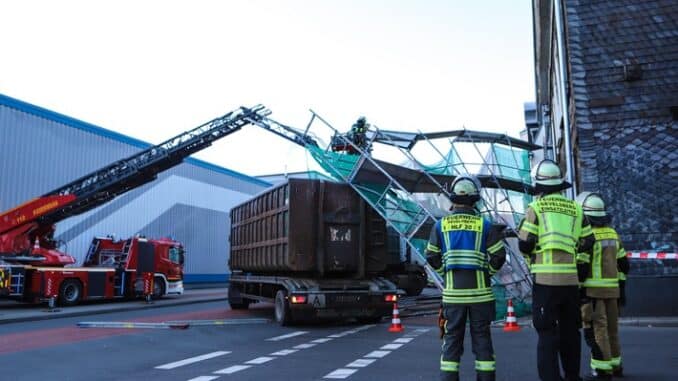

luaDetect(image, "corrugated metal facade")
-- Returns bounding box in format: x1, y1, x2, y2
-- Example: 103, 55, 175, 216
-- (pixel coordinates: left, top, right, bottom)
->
0, 94, 270, 282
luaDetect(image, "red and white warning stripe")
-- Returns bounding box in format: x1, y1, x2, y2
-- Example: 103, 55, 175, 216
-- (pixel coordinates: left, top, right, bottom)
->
626, 252, 677, 260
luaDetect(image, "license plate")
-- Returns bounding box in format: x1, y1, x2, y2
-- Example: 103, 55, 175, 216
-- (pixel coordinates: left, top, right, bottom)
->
330, 295, 361, 304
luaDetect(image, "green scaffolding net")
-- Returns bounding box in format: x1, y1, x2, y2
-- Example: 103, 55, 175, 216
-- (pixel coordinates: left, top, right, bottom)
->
305, 140, 534, 319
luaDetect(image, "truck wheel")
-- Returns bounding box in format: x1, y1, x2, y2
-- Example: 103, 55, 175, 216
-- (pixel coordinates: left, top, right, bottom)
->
152, 277, 166, 299
274, 290, 292, 326
59, 279, 82, 306
227, 283, 251, 310
229, 299, 251, 310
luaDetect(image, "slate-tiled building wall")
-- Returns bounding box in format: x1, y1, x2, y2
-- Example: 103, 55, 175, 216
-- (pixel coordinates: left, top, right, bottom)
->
565, 0, 677, 251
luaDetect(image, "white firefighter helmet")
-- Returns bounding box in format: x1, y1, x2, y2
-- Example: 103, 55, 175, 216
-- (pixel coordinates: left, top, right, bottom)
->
449, 175, 481, 205
576, 192, 606, 217
531, 159, 564, 187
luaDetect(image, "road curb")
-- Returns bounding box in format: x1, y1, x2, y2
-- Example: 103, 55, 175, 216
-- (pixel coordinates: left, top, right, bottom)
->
0, 295, 227, 325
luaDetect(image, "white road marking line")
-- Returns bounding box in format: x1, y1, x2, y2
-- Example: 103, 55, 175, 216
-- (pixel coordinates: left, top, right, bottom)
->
214, 365, 252, 374
329, 325, 372, 338
393, 338, 413, 343
380, 343, 403, 350
155, 351, 231, 370
415, 328, 430, 333
245, 356, 275, 365
266, 331, 309, 341
187, 376, 219, 381
312, 338, 333, 343
293, 343, 317, 349
324, 368, 358, 379
346, 359, 376, 368
364, 350, 391, 358
270, 349, 298, 356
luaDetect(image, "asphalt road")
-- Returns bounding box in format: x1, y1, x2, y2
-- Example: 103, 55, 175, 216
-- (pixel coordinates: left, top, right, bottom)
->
0, 299, 676, 381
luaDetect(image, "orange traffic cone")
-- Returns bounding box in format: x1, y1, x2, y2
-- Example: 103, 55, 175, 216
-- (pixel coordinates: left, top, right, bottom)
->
388, 302, 404, 332
503, 299, 521, 332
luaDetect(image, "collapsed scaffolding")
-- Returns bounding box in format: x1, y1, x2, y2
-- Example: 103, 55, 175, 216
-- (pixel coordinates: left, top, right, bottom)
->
251, 113, 539, 318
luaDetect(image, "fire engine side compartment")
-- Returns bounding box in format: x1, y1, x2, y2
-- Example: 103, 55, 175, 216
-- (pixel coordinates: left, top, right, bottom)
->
25, 267, 118, 302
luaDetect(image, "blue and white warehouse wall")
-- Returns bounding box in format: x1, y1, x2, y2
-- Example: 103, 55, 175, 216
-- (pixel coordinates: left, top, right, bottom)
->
0, 94, 270, 283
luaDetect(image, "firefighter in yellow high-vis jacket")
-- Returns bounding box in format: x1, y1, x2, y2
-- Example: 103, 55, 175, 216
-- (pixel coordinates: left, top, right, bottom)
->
576, 192, 629, 380
518, 160, 595, 381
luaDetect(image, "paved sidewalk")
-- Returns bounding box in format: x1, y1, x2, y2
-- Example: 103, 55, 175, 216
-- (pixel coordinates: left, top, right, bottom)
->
0, 287, 227, 324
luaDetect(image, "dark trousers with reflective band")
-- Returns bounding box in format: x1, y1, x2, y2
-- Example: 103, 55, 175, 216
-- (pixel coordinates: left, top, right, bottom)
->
532, 284, 581, 381
440, 301, 496, 381
581, 298, 621, 373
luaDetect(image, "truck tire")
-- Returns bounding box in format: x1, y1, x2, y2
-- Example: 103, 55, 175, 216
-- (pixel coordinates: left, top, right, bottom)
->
59, 279, 82, 306
229, 299, 251, 310
274, 290, 292, 326
152, 277, 166, 299
227, 283, 251, 310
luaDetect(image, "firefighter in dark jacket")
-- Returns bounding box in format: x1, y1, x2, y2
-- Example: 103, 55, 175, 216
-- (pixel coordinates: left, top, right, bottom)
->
518, 159, 595, 381
351, 116, 368, 149
576, 192, 629, 380
426, 176, 506, 381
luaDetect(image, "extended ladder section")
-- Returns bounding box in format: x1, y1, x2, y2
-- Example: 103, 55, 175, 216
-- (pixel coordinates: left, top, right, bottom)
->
38, 105, 271, 226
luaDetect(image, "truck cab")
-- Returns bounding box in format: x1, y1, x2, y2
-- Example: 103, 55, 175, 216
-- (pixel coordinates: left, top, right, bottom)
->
83, 236, 185, 298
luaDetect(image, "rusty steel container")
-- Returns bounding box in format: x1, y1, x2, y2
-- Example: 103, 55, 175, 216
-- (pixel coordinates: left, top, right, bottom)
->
229, 179, 389, 276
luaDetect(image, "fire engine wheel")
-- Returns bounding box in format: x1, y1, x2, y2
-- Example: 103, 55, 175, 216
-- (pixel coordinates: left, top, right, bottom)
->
274, 290, 292, 326
59, 279, 82, 306
152, 277, 165, 299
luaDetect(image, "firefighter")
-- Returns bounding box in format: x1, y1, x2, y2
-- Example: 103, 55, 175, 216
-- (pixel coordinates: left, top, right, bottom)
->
517, 159, 595, 381
576, 192, 629, 380
351, 116, 368, 150
426, 176, 506, 381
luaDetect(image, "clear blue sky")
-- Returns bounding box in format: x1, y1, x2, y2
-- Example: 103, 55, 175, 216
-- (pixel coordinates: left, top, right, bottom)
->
0, 0, 535, 176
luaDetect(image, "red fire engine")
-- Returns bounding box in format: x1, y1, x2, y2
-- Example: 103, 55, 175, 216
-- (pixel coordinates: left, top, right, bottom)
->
0, 105, 271, 306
